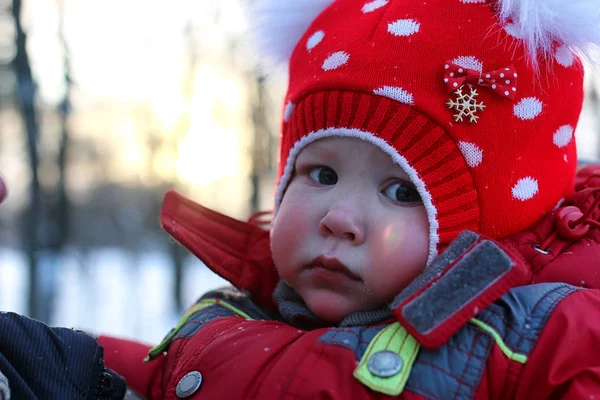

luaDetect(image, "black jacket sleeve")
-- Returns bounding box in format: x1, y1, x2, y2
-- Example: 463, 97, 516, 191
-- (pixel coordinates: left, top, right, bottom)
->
0, 312, 126, 400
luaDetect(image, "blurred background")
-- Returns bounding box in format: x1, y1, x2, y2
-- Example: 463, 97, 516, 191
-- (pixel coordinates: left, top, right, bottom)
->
0, 0, 288, 343
0, 0, 599, 344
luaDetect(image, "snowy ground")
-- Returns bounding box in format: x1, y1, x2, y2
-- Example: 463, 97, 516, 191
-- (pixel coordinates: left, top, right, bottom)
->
0, 248, 228, 344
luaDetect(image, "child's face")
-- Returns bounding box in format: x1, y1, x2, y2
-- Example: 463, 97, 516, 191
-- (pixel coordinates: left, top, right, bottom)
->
270, 137, 429, 323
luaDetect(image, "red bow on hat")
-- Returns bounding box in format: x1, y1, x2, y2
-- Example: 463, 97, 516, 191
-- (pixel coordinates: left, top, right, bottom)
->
444, 61, 518, 101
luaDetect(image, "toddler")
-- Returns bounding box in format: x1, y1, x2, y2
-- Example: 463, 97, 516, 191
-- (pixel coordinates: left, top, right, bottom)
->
99, 0, 600, 398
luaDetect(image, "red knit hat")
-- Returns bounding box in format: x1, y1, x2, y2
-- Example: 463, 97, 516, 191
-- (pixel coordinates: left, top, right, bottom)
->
252, 0, 600, 263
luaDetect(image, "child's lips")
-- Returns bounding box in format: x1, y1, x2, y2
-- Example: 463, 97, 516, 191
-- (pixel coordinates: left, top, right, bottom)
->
305, 256, 362, 281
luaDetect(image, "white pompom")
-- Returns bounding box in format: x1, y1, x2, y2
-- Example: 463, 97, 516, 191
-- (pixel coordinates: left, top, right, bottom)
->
248, 0, 336, 67
498, 0, 600, 64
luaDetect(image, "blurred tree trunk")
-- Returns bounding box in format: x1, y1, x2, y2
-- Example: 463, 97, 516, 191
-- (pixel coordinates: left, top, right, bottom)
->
250, 75, 271, 213
12, 0, 42, 319
56, 0, 71, 252
29, 0, 73, 323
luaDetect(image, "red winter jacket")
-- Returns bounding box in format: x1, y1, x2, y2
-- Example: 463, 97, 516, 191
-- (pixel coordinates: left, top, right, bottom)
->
99, 166, 600, 400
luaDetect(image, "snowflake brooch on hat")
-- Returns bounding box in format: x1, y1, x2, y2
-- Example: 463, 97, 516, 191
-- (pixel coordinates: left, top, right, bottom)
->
446, 85, 486, 123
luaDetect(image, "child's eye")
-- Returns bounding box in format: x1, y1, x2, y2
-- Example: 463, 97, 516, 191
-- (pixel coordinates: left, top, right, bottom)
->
382, 182, 422, 204
308, 167, 338, 185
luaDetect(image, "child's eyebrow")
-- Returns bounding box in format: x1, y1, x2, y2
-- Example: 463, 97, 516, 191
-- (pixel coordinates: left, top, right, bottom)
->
299, 143, 338, 160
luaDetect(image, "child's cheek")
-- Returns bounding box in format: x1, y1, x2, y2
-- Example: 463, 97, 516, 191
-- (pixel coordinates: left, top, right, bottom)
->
271, 196, 314, 259
368, 222, 428, 275
369, 224, 411, 261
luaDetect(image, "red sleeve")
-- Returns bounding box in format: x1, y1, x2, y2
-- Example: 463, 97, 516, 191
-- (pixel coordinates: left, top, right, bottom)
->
516, 289, 600, 399
98, 335, 165, 400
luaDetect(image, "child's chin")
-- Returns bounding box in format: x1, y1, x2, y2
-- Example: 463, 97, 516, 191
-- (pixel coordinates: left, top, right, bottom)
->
304, 293, 355, 324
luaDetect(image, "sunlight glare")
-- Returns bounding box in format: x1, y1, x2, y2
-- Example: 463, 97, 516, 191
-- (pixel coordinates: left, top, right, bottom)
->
176, 125, 240, 186
116, 118, 144, 167
382, 224, 402, 253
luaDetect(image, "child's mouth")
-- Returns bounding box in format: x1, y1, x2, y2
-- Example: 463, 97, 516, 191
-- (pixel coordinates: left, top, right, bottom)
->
306, 256, 362, 281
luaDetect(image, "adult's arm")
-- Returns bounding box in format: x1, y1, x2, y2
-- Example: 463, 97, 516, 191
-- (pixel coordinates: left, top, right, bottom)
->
0, 312, 126, 399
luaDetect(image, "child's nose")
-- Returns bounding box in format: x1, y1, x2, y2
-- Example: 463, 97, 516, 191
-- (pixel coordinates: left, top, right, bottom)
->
319, 208, 365, 244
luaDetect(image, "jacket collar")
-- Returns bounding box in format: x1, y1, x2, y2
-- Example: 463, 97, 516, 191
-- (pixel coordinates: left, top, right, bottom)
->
160, 191, 279, 310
